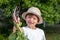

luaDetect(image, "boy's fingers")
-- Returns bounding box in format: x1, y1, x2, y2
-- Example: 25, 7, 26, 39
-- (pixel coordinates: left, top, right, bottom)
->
13, 16, 18, 23
13, 26, 17, 33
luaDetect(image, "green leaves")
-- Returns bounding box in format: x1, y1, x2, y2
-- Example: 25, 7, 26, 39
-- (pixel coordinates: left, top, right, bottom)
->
0, 34, 5, 40
8, 21, 28, 40
9, 33, 16, 40
22, 0, 60, 25
0, 0, 60, 26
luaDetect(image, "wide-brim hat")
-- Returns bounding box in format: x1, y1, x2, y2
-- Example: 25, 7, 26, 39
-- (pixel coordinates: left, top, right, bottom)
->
22, 7, 43, 24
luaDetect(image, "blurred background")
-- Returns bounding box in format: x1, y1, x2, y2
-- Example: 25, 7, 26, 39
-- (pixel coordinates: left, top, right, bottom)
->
0, 0, 60, 40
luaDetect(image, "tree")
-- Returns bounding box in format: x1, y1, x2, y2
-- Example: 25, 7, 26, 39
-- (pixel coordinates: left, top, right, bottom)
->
0, 0, 60, 26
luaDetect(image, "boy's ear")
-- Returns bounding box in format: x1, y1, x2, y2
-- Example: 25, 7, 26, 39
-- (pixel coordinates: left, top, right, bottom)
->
37, 19, 39, 23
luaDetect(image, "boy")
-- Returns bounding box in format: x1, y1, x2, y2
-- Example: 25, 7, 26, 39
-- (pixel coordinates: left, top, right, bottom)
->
13, 7, 46, 40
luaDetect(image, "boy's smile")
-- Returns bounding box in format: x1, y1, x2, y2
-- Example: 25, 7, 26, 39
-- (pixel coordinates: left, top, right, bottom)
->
28, 21, 34, 25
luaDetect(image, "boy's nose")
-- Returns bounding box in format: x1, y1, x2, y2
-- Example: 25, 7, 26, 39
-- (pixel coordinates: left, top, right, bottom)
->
30, 18, 34, 21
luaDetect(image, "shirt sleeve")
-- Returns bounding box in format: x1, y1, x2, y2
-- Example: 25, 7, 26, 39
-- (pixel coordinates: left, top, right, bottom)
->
22, 27, 27, 36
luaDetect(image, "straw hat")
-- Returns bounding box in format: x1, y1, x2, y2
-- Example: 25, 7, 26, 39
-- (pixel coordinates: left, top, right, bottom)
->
22, 7, 43, 24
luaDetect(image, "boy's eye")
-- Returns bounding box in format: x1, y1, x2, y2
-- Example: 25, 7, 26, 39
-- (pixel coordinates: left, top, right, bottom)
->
33, 18, 35, 19
33, 18, 36, 19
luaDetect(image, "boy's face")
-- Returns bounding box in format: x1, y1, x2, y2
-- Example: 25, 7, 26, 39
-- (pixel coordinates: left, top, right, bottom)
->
25, 14, 39, 27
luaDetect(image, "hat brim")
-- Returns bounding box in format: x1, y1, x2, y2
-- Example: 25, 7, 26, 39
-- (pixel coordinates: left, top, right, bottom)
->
22, 12, 43, 24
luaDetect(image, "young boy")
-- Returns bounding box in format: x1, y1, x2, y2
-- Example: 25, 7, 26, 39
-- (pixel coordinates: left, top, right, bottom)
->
13, 7, 46, 40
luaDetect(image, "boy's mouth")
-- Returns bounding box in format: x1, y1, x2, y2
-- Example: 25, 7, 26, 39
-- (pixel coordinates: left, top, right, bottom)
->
28, 21, 34, 24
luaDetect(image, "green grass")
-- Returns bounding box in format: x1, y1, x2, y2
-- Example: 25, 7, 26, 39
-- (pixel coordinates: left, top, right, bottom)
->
44, 27, 60, 40
46, 33, 60, 40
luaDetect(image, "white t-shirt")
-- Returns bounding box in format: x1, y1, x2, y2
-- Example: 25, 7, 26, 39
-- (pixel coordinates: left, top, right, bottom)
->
22, 26, 46, 40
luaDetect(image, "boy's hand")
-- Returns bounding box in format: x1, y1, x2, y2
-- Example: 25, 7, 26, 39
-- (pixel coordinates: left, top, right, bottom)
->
13, 15, 20, 23
13, 26, 17, 33
13, 26, 24, 33
12, 14, 19, 33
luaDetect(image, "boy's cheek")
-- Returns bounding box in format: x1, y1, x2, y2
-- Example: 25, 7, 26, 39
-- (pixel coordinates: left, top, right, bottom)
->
26, 18, 30, 21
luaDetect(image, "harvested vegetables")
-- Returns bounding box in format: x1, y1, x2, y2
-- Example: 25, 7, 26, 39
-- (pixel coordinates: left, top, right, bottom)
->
8, 6, 28, 40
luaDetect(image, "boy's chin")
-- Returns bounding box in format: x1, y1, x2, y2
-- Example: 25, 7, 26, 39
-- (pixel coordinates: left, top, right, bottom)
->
27, 24, 35, 27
